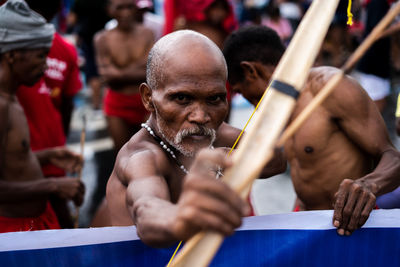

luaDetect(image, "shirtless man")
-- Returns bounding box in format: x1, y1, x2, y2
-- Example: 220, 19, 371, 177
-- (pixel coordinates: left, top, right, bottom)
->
106, 30, 286, 247
95, 0, 155, 151
0, 0, 84, 232
223, 25, 400, 236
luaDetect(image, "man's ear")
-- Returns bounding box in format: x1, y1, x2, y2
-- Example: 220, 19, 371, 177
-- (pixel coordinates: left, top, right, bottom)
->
140, 82, 155, 112
240, 61, 259, 81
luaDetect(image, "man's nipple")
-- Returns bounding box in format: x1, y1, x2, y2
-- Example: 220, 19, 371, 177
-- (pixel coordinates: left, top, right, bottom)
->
304, 146, 314, 153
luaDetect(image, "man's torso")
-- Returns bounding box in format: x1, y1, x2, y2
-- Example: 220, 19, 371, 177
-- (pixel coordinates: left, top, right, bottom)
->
284, 68, 372, 210
103, 25, 151, 93
0, 96, 47, 217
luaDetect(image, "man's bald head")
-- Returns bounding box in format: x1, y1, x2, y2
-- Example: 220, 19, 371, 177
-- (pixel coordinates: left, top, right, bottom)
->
146, 30, 227, 90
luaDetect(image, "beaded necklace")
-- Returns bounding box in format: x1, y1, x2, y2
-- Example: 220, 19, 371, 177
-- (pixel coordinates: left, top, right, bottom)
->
141, 123, 189, 174
141, 123, 224, 178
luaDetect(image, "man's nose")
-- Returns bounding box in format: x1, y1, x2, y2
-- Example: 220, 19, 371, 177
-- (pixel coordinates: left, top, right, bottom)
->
188, 105, 211, 125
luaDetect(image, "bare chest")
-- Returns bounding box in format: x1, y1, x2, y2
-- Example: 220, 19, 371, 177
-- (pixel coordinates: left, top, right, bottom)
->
284, 90, 341, 162
1, 101, 42, 182
5, 103, 31, 155
107, 32, 148, 67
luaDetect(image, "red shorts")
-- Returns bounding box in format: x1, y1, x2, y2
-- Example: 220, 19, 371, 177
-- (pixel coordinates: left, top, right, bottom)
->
0, 202, 60, 233
103, 89, 149, 125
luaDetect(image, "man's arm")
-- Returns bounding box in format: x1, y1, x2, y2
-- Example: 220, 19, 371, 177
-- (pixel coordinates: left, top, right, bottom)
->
0, 177, 84, 205
94, 30, 152, 86
35, 147, 83, 174
326, 72, 400, 235
122, 148, 248, 248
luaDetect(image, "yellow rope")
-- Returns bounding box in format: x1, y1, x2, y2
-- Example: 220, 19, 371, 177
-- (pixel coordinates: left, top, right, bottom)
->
347, 0, 353, 26
167, 82, 272, 265
166, 241, 182, 267
228, 82, 272, 155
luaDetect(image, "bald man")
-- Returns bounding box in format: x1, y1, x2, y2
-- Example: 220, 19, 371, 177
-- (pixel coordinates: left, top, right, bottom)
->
106, 30, 286, 247
0, 0, 84, 232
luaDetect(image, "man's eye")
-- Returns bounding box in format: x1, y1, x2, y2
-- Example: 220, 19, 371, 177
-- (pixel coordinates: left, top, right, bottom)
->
207, 95, 225, 104
177, 95, 186, 101
172, 94, 191, 103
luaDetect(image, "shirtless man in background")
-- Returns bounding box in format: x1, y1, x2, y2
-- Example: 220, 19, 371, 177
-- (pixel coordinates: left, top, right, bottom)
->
223, 26, 400, 236
106, 30, 286, 246
0, 0, 84, 232
95, 0, 155, 151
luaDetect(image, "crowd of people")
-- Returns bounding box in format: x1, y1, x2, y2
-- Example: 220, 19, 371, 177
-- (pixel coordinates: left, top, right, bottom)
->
1, 0, 400, 249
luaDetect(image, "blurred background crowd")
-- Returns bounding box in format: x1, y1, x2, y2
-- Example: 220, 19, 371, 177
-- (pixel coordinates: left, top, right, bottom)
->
3, 0, 400, 227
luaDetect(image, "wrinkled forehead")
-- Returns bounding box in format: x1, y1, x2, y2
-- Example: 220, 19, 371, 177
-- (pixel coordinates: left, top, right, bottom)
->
163, 40, 227, 82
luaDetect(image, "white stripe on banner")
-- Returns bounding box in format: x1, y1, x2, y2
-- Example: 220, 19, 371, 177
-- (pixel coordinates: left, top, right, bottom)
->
0, 210, 399, 266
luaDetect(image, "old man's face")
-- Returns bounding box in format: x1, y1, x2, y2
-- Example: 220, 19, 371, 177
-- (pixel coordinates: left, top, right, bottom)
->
150, 46, 228, 157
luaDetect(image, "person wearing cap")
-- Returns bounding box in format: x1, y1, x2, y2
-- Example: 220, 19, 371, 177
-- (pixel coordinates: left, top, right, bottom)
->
94, 0, 155, 152
14, 0, 84, 229
0, 0, 84, 232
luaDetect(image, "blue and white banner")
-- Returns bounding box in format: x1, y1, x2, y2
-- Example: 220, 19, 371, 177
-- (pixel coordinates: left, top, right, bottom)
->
0, 210, 399, 266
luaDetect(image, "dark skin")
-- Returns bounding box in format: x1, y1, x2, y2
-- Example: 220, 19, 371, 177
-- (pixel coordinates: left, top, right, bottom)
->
94, 0, 154, 151
0, 48, 84, 218
106, 32, 286, 247
230, 60, 400, 236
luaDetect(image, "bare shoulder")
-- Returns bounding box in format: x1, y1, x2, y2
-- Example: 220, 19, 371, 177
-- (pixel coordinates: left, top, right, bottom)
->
136, 24, 153, 36
307, 66, 342, 94
113, 130, 170, 186
214, 122, 242, 148
94, 29, 109, 47
308, 66, 371, 111
310, 67, 380, 126
136, 24, 155, 41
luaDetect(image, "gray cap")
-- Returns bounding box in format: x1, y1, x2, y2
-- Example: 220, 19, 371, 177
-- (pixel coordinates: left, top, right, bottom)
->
0, 0, 55, 54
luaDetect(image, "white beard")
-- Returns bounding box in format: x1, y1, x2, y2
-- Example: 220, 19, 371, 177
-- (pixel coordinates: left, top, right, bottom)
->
154, 110, 216, 157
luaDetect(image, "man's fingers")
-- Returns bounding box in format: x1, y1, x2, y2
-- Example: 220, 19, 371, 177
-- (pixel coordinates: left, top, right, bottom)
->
177, 205, 237, 239
346, 191, 369, 233
338, 183, 362, 233
358, 195, 376, 227
332, 185, 349, 229
189, 149, 232, 177
181, 191, 242, 228
184, 178, 248, 216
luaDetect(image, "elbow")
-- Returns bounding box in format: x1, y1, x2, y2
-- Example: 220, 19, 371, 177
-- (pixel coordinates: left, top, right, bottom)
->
132, 198, 178, 248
